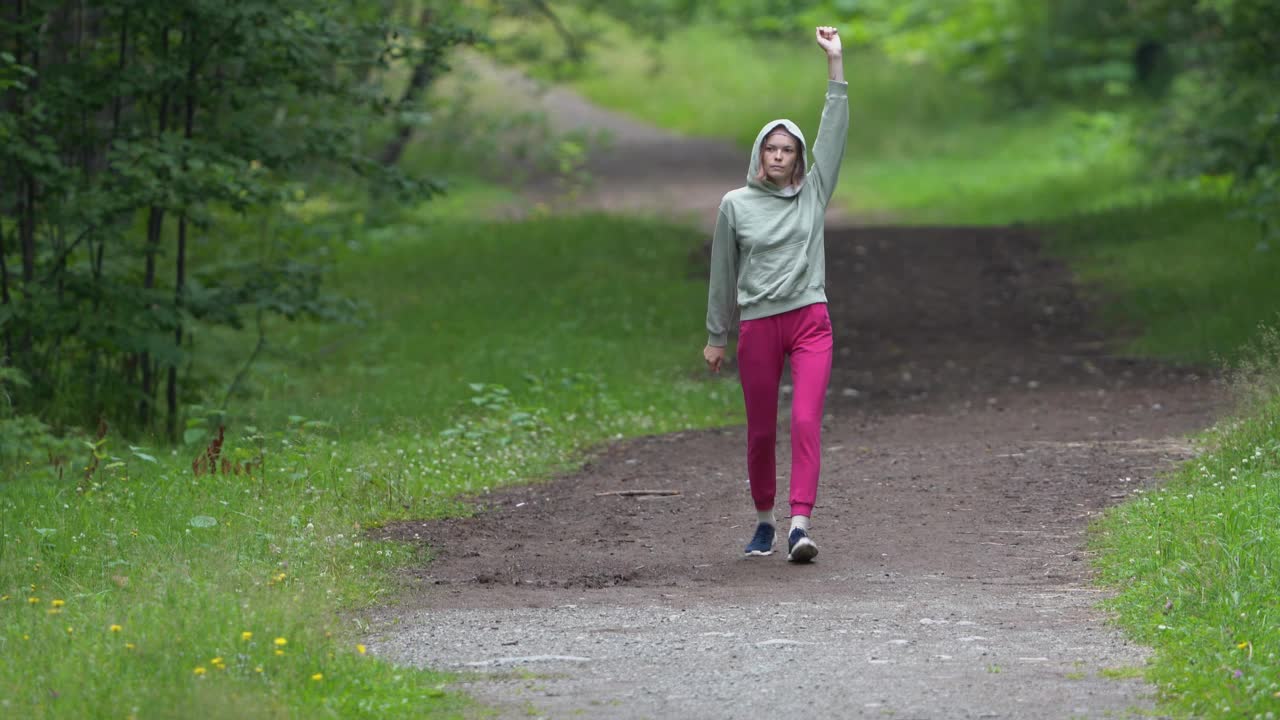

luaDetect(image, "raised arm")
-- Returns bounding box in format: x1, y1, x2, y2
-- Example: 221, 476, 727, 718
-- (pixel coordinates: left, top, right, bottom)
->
817, 26, 844, 82
810, 26, 848, 206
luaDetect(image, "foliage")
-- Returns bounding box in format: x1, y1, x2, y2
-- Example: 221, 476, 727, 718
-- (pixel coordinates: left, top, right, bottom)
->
1131, 0, 1280, 240
0, 0, 471, 438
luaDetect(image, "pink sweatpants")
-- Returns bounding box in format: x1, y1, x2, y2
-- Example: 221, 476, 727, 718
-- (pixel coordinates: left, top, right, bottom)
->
737, 302, 833, 517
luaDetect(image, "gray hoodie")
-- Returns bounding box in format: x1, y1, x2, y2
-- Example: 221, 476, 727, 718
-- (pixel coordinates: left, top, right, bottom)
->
705, 79, 849, 347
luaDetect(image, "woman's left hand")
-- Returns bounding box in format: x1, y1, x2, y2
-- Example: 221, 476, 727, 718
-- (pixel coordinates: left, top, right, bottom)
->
815, 26, 841, 57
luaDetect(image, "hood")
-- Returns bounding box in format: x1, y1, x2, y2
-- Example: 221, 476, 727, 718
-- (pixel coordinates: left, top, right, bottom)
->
747, 118, 807, 197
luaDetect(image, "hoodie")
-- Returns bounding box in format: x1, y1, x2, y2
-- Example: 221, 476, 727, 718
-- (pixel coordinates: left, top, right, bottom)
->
705, 79, 849, 347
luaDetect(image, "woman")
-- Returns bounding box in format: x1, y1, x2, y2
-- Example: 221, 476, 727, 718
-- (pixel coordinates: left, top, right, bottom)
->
703, 26, 847, 563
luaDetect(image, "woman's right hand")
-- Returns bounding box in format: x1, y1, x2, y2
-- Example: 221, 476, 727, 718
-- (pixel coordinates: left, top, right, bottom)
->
703, 344, 725, 374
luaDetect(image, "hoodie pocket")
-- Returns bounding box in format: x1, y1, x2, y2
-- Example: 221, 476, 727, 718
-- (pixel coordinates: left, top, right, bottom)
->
746, 240, 809, 296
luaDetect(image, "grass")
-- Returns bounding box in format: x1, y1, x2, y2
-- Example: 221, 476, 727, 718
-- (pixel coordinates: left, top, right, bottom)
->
1046, 192, 1279, 364
0, 205, 741, 718
1090, 329, 1280, 717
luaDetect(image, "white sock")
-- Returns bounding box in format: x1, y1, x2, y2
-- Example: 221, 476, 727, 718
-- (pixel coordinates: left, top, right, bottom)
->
790, 515, 811, 534
757, 510, 776, 527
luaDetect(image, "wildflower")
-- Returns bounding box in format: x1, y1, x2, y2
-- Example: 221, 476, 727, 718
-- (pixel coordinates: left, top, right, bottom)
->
193, 666, 206, 676
125, 643, 136, 650
110, 624, 123, 633
65, 626, 73, 635
241, 631, 253, 641
211, 657, 225, 669
357, 644, 367, 655
1237, 641, 1249, 650
28, 597, 40, 605
311, 673, 323, 681
254, 666, 263, 674
23, 634, 30, 641
0, 595, 9, 601
274, 637, 287, 647
51, 599, 65, 608
48, 608, 62, 615
275, 649, 285, 656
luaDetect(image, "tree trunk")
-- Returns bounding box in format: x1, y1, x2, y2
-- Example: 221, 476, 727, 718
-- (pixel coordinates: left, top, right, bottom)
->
140, 27, 171, 428
378, 9, 437, 167
169, 21, 198, 441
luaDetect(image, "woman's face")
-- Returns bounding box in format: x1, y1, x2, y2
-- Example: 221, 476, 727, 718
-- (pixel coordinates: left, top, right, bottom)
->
760, 132, 799, 187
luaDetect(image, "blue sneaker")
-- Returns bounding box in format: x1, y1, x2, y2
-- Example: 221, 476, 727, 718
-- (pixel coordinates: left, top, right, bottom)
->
744, 523, 775, 556
787, 528, 818, 563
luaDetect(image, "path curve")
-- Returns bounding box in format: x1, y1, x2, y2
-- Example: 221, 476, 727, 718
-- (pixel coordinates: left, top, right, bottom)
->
368, 68, 1221, 719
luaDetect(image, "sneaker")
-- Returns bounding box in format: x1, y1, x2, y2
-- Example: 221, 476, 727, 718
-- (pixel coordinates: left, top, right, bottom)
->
787, 527, 818, 563
744, 522, 775, 556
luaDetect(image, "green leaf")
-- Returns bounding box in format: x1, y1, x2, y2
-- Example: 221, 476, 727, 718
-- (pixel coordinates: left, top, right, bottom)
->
188, 515, 218, 528
184, 428, 208, 445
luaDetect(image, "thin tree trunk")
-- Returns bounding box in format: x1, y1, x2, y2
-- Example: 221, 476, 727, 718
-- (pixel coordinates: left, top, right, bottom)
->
378, 9, 437, 167
168, 214, 186, 438
140, 26, 171, 428
529, 0, 584, 63
17, 0, 36, 285
0, 224, 10, 307
169, 20, 198, 440
20, 177, 35, 285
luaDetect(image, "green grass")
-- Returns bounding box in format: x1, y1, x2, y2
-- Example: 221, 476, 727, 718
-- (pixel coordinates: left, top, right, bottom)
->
1046, 192, 1278, 364
1097, 666, 1146, 681
1090, 330, 1280, 717
0, 206, 741, 718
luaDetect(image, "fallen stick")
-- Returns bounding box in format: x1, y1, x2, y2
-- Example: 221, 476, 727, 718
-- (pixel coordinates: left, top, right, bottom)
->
594, 490, 681, 497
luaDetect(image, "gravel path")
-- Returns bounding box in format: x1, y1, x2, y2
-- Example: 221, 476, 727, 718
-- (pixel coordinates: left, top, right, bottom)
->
363, 66, 1221, 719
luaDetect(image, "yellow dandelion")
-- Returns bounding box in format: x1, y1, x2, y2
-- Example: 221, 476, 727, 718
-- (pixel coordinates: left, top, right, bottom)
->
110, 624, 123, 633
48, 608, 62, 615
193, 666, 206, 676
241, 631, 253, 641
65, 626, 73, 635
311, 673, 323, 682
274, 637, 287, 647
1, 594, 10, 601
274, 649, 285, 656
28, 597, 39, 605
1237, 641, 1249, 649
211, 657, 225, 669
30, 583, 36, 591
125, 642, 136, 650
274, 572, 287, 582
51, 599, 65, 608
130, 529, 138, 537
254, 666, 263, 674
357, 644, 367, 655
23, 634, 30, 641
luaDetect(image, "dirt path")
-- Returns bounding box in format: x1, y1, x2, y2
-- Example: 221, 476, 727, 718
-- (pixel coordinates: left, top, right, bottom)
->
366, 72, 1221, 719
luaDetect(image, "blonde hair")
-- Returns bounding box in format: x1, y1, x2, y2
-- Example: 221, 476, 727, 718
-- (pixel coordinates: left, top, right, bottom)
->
756, 124, 805, 186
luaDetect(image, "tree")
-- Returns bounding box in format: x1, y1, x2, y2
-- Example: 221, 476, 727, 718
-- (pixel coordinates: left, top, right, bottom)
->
0, 0, 467, 438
